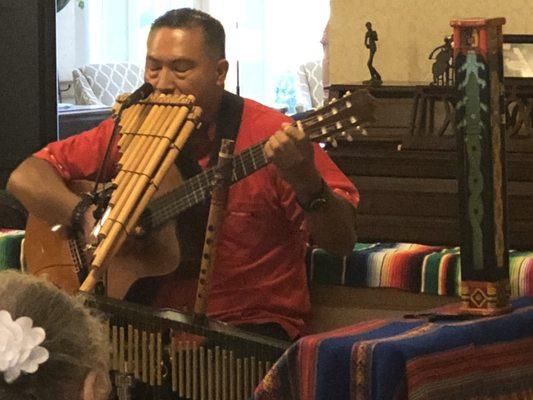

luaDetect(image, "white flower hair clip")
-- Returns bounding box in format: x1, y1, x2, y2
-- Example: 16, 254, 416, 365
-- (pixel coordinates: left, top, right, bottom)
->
0, 310, 49, 384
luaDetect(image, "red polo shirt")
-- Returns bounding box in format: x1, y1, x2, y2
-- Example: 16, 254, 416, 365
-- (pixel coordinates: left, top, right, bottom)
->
34, 98, 359, 339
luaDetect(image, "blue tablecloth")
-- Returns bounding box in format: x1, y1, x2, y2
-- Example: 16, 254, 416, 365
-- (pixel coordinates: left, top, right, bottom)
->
254, 297, 533, 400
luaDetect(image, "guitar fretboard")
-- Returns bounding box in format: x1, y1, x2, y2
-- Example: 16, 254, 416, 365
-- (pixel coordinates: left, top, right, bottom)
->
142, 139, 269, 229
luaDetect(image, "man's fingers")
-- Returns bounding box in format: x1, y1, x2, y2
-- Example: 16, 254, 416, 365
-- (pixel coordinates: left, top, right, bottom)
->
282, 123, 306, 141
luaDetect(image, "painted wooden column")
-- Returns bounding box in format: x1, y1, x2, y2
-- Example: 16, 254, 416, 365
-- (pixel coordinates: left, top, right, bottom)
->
451, 18, 511, 315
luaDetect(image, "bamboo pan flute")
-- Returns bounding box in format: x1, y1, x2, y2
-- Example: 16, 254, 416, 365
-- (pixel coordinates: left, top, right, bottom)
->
80, 93, 202, 292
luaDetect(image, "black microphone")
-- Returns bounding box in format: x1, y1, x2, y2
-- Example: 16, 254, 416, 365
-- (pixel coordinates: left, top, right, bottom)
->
120, 82, 154, 111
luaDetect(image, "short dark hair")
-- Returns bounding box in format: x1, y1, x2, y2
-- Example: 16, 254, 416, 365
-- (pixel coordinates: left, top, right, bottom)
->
151, 8, 226, 59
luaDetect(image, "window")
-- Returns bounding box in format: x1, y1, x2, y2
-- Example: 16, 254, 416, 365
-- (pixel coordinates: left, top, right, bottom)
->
57, 0, 329, 111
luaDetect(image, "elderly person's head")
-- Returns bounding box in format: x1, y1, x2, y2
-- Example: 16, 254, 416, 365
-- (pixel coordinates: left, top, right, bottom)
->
0, 271, 110, 400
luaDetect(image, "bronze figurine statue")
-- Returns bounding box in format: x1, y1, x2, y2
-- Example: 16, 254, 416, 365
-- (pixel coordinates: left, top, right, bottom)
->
363, 22, 382, 85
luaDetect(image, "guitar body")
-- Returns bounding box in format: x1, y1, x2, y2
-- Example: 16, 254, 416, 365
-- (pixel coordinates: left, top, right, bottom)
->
24, 166, 183, 299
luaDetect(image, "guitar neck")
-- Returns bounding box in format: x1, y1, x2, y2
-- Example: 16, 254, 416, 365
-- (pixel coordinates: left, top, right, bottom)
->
137, 90, 374, 232
143, 139, 269, 230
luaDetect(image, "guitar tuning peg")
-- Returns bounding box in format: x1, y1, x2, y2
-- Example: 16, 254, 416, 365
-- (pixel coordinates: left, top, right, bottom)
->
350, 116, 358, 124
345, 100, 352, 108
331, 107, 339, 115
361, 128, 368, 136
343, 91, 352, 97
327, 137, 338, 147
328, 97, 337, 104
346, 132, 355, 142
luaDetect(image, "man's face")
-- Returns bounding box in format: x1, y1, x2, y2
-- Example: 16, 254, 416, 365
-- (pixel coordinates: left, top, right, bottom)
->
145, 26, 228, 123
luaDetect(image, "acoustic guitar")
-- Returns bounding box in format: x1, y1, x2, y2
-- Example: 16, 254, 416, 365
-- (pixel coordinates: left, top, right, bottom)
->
23, 90, 375, 299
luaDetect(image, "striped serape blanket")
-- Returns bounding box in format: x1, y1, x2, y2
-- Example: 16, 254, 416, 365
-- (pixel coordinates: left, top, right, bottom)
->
308, 243, 533, 297
253, 297, 533, 400
1, 231, 532, 297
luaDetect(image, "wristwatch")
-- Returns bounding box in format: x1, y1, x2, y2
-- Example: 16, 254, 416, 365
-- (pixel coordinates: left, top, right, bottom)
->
297, 179, 330, 212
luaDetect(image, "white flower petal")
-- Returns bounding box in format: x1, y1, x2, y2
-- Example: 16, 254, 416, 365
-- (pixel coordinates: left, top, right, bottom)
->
15, 316, 33, 332
3, 366, 21, 384
20, 359, 38, 374
0, 358, 9, 371
26, 327, 46, 347
29, 346, 49, 365
17, 349, 31, 366
0, 311, 12, 325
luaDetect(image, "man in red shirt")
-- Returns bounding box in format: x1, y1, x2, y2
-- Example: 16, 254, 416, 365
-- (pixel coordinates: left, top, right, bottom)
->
8, 8, 358, 341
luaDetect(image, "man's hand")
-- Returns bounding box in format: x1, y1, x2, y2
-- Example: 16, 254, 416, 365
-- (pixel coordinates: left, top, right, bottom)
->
263, 122, 357, 256
263, 123, 322, 200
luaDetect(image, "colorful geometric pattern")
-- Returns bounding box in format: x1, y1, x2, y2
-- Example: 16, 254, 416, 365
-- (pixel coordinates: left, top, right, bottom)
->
1, 233, 531, 298
254, 297, 533, 400
308, 243, 533, 297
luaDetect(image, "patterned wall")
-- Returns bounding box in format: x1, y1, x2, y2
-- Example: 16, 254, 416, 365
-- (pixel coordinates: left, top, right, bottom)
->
329, 0, 533, 84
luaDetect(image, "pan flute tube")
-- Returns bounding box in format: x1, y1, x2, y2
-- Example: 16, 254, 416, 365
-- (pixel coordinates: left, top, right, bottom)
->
110, 98, 177, 205
104, 102, 189, 227
118, 101, 154, 150
116, 94, 192, 182
112, 96, 168, 188
117, 102, 148, 148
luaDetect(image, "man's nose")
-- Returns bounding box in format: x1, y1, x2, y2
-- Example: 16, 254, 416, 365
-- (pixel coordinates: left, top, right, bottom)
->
154, 68, 177, 95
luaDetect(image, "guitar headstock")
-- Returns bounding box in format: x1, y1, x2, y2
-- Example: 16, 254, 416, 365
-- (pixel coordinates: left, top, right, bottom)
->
301, 90, 376, 146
